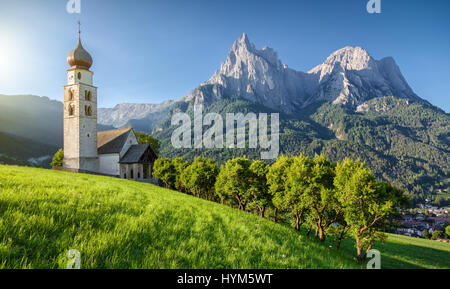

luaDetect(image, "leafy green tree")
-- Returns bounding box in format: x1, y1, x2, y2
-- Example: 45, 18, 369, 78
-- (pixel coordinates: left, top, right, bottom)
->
334, 159, 406, 262
445, 226, 450, 239
267, 155, 293, 223
51, 149, 64, 167
280, 154, 314, 231
172, 158, 190, 193
183, 157, 219, 200
432, 230, 443, 240
248, 160, 271, 217
153, 158, 176, 189
422, 229, 430, 239
303, 154, 340, 241
215, 157, 253, 211
134, 130, 160, 156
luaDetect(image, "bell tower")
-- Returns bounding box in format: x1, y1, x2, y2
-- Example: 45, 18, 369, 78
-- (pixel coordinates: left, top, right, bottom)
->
63, 22, 99, 173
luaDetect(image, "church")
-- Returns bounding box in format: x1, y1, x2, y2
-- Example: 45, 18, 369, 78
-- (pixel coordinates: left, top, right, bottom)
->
62, 27, 157, 181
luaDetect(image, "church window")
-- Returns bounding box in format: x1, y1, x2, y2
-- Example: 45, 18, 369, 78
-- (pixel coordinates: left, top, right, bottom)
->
78, 72, 82, 80
85, 90, 91, 101
68, 89, 73, 101
85, 105, 92, 116
68, 105, 74, 116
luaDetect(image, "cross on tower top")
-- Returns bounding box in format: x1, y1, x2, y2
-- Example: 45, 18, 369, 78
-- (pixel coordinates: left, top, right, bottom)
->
78, 19, 81, 39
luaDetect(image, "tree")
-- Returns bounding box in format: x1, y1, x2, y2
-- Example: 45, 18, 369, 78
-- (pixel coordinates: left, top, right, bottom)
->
267, 155, 293, 223
432, 230, 443, 240
280, 154, 314, 231
51, 149, 64, 167
183, 157, 219, 200
134, 130, 160, 156
446, 225, 450, 239
422, 229, 430, 239
248, 160, 271, 218
334, 159, 406, 263
172, 158, 190, 193
215, 157, 253, 211
153, 158, 176, 189
302, 154, 340, 241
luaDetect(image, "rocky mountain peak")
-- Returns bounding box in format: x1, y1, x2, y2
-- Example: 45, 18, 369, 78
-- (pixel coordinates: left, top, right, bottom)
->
183, 35, 424, 113
325, 46, 374, 70
309, 46, 377, 81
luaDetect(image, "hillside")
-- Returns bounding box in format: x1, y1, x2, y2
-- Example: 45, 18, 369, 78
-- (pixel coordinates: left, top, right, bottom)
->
0, 165, 449, 269
0, 94, 63, 147
150, 97, 449, 194
0, 132, 58, 167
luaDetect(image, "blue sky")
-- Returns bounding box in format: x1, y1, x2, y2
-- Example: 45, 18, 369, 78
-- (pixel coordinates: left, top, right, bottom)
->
0, 0, 449, 111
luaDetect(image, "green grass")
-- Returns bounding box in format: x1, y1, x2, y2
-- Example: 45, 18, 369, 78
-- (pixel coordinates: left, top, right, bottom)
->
0, 165, 448, 269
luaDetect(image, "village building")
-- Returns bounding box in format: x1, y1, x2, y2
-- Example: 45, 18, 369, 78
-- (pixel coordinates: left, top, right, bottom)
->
62, 25, 157, 180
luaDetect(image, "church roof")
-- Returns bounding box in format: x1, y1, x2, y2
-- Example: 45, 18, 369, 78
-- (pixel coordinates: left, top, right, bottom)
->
97, 127, 132, 154
119, 144, 153, 164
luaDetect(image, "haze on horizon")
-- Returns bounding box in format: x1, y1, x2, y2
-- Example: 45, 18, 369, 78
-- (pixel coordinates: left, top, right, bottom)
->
0, 0, 449, 112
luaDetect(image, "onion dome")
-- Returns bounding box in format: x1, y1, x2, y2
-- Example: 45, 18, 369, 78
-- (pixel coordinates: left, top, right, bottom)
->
67, 29, 93, 70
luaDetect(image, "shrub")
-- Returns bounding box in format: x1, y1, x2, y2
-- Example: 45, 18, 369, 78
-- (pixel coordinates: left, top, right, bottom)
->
51, 149, 64, 167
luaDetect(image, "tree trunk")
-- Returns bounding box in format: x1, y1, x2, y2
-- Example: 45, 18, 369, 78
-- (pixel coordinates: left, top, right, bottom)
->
274, 208, 279, 223
260, 207, 266, 218
295, 210, 300, 231
318, 226, 325, 241
336, 227, 347, 250
317, 217, 325, 241
356, 238, 366, 263
235, 195, 243, 211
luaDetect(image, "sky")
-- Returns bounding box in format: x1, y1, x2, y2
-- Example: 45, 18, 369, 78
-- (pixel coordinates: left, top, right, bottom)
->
0, 0, 449, 111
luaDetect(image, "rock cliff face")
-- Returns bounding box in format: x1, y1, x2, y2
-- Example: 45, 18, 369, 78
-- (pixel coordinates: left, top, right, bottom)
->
178, 33, 423, 114
99, 33, 425, 124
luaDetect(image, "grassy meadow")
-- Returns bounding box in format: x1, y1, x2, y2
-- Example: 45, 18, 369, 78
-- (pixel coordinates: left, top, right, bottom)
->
0, 165, 448, 269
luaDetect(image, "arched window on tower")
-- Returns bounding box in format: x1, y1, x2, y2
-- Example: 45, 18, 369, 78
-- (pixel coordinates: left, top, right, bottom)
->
68, 89, 73, 101
68, 104, 74, 116
85, 90, 91, 101
85, 105, 92, 116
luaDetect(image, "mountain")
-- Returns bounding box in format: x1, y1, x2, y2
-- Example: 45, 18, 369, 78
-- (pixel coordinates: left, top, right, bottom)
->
0, 94, 63, 147
0, 94, 116, 166
0, 132, 58, 167
99, 33, 428, 123
182, 33, 425, 112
